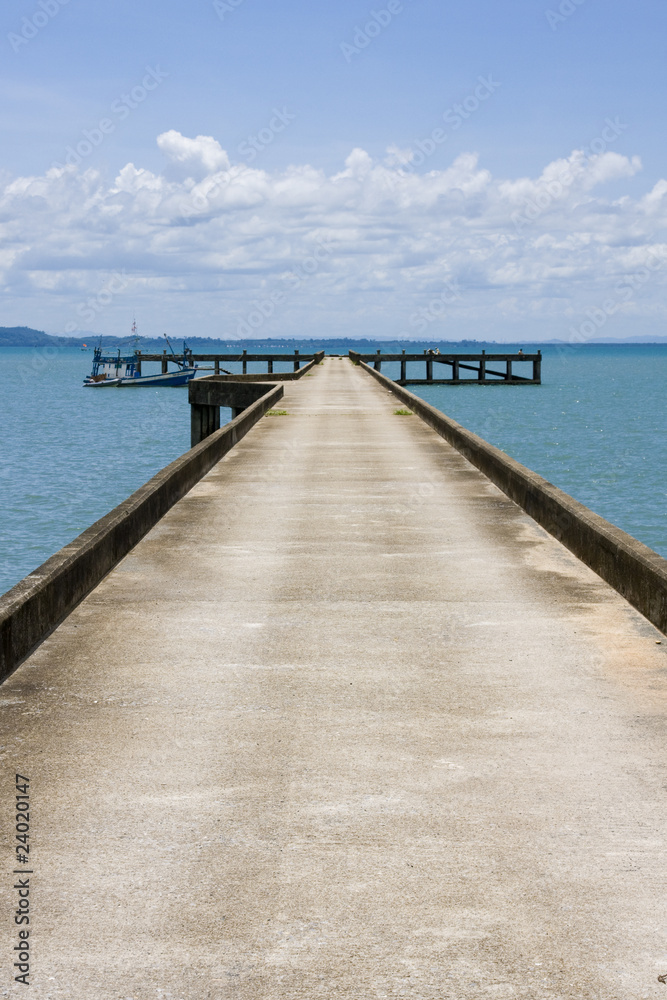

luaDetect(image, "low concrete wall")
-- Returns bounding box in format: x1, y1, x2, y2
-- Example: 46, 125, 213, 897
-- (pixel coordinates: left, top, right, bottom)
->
190, 379, 277, 410
207, 353, 324, 381
0, 383, 284, 682
358, 360, 667, 636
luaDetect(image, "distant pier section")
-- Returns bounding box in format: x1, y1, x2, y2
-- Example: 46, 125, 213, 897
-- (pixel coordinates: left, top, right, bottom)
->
349, 349, 541, 385
137, 348, 320, 375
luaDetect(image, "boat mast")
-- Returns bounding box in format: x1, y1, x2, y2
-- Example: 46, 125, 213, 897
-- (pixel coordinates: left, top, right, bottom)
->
164, 333, 186, 370
131, 318, 140, 375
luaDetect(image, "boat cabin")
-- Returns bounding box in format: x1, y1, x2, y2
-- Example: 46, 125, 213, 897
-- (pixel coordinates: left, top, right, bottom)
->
86, 348, 139, 383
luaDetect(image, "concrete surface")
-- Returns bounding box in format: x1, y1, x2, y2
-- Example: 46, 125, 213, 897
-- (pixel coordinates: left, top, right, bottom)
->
359, 361, 667, 635
1, 358, 666, 1000
0, 383, 283, 681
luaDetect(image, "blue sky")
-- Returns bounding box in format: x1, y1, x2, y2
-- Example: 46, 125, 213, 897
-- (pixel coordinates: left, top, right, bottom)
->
1, 0, 666, 341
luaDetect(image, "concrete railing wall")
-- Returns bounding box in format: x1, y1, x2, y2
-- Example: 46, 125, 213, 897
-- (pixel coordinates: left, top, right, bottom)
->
0, 382, 284, 682
200, 352, 325, 382
357, 360, 667, 636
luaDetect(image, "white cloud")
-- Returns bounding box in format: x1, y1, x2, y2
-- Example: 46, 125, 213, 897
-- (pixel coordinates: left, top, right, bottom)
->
0, 131, 665, 340
156, 130, 231, 179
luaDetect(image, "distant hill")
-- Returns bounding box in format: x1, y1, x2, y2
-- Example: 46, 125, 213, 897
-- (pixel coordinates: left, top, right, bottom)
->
0, 326, 101, 347
2, 326, 666, 350
0, 326, 61, 346
0, 328, 500, 352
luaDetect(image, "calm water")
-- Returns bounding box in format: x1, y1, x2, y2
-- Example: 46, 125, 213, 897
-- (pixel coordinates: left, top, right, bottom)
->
403, 344, 667, 559
0, 344, 665, 595
0, 346, 297, 595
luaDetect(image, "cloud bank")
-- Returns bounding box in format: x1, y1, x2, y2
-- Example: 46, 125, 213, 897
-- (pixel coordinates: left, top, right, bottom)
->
1, 131, 666, 340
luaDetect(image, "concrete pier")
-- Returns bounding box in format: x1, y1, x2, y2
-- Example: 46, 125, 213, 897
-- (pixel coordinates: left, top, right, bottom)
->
1, 359, 666, 998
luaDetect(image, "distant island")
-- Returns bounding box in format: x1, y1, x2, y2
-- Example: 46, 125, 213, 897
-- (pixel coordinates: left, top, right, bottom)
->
0, 326, 64, 347
1, 325, 666, 350
0, 326, 505, 352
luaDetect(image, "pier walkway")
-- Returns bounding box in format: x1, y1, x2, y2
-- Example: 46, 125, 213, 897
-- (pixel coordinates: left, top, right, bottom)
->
2, 359, 666, 999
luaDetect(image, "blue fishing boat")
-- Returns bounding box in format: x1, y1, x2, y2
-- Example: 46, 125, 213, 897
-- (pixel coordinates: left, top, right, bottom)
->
83, 329, 198, 387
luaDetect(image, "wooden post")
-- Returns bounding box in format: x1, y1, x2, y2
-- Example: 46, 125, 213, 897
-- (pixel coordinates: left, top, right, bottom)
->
400, 350, 406, 382
268, 359, 273, 374
452, 359, 459, 382
214, 358, 220, 375
426, 357, 433, 381
161, 350, 168, 374
534, 352, 542, 384
293, 350, 300, 372
374, 350, 381, 372
242, 349, 247, 375
506, 359, 512, 381
479, 351, 486, 382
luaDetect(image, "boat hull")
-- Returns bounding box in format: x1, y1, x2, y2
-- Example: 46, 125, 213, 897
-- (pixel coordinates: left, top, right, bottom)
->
84, 370, 197, 387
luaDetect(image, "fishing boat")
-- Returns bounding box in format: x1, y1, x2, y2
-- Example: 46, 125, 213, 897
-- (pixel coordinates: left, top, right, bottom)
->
83, 330, 198, 387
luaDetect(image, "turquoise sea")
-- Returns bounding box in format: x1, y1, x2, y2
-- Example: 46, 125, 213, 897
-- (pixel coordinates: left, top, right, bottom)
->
0, 346, 279, 596
406, 344, 666, 561
0, 343, 665, 595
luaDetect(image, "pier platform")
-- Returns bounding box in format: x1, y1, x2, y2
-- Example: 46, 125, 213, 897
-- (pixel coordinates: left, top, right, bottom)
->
2, 358, 666, 998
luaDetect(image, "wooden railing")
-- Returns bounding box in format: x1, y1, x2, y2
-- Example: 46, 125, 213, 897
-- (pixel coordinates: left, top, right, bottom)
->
348, 350, 541, 385
138, 350, 323, 375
